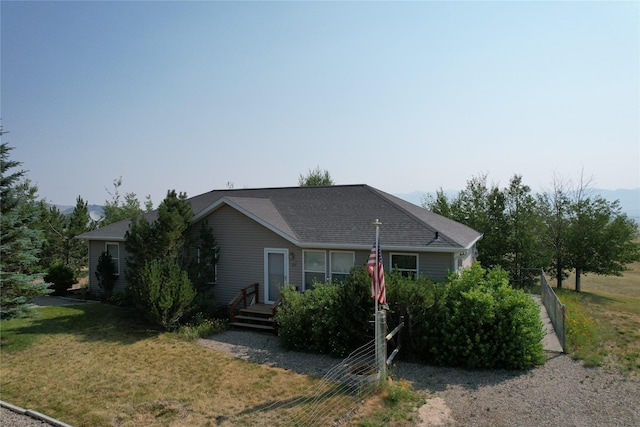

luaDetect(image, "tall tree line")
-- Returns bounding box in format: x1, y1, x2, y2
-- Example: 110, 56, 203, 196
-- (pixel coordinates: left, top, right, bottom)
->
423, 173, 640, 291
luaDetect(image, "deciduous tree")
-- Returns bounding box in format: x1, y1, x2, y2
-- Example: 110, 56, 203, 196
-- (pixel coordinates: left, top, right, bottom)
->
567, 195, 640, 291
539, 173, 572, 288
298, 166, 335, 186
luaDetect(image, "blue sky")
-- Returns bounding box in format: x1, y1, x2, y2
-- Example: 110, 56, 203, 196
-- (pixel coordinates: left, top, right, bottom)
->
2, 1, 638, 207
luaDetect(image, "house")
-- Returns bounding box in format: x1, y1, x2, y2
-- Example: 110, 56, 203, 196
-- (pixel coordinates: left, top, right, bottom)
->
78, 184, 482, 308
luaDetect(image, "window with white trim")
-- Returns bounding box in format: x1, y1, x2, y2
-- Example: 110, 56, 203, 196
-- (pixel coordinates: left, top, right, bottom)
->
330, 251, 355, 283
303, 250, 326, 291
391, 253, 418, 278
106, 242, 120, 275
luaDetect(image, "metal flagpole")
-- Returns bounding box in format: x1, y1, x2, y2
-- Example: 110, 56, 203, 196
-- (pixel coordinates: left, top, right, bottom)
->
372, 219, 385, 384
373, 219, 381, 315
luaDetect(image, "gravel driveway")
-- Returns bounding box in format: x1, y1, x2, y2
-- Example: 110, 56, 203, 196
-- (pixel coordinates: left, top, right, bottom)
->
199, 330, 640, 427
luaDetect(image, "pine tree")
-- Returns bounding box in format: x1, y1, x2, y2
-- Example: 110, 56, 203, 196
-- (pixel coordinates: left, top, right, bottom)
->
0, 137, 51, 319
40, 196, 90, 274
125, 190, 197, 328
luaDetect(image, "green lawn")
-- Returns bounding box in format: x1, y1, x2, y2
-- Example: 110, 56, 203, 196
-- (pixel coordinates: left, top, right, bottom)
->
555, 261, 640, 377
0, 304, 417, 426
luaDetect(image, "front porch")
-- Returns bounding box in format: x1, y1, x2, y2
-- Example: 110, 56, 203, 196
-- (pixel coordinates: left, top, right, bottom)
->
228, 283, 282, 333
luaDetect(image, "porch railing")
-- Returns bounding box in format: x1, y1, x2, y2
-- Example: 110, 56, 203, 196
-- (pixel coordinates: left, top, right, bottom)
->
229, 282, 259, 323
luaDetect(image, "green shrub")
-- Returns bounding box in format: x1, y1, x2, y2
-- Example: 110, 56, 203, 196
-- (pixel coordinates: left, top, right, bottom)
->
95, 251, 117, 299
385, 271, 442, 358
44, 263, 76, 296
104, 291, 131, 307
178, 313, 227, 340
275, 267, 372, 357
129, 259, 196, 330
424, 263, 544, 369
276, 263, 544, 369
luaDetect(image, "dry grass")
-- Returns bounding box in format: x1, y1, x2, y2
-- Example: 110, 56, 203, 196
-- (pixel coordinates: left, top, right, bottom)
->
0, 305, 360, 426
555, 261, 640, 378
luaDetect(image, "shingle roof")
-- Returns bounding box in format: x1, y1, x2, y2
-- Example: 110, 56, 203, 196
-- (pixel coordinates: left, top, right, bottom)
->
78, 184, 482, 251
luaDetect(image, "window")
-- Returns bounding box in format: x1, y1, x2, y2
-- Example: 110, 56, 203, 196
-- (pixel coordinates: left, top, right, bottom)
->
303, 250, 326, 290
197, 248, 218, 284
330, 251, 355, 283
106, 243, 120, 275
391, 253, 418, 278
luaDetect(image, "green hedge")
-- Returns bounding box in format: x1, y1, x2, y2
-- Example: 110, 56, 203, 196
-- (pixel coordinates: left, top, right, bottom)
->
274, 267, 373, 357
44, 263, 76, 296
423, 264, 545, 369
276, 263, 544, 369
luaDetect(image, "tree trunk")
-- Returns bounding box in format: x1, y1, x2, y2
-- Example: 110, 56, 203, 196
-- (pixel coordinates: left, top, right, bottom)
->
555, 258, 563, 289
575, 268, 581, 292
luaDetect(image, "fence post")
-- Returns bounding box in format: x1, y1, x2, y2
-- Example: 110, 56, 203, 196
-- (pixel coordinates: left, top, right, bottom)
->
376, 310, 387, 385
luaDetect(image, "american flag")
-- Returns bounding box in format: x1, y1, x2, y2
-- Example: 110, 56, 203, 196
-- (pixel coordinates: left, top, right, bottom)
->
367, 241, 386, 304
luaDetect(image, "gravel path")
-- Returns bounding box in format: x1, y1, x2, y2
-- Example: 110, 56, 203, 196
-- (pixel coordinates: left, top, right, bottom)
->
198, 330, 640, 427
0, 408, 50, 427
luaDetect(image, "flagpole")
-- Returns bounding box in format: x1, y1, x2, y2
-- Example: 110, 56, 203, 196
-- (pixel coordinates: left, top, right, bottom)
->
373, 219, 382, 315
372, 219, 385, 384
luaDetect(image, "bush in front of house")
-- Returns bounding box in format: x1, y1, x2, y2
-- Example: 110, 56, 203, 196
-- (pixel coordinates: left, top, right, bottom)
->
44, 263, 76, 296
178, 312, 228, 340
384, 271, 443, 359
275, 267, 373, 358
95, 251, 117, 299
129, 258, 196, 330
277, 262, 544, 369
423, 263, 545, 369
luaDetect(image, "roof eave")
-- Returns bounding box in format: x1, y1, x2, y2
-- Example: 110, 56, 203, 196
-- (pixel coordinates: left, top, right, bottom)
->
297, 242, 475, 253
76, 235, 126, 242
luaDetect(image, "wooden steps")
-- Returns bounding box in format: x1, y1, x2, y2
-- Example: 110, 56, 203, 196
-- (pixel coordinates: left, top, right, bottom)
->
230, 303, 276, 333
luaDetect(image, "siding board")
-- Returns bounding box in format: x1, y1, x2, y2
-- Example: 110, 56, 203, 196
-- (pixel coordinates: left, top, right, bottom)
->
200, 205, 300, 306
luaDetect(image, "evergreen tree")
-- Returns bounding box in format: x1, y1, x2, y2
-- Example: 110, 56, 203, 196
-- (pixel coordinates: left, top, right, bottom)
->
38, 204, 66, 269
0, 138, 51, 319
125, 190, 197, 327
66, 196, 91, 272
40, 196, 90, 274
103, 177, 152, 225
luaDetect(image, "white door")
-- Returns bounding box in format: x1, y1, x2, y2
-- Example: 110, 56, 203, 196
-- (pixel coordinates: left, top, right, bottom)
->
264, 248, 288, 303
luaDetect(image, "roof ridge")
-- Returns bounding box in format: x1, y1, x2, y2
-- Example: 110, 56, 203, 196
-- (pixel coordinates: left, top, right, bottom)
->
204, 183, 368, 193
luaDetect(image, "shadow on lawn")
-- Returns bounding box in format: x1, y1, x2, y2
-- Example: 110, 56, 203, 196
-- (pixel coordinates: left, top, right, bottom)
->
5, 302, 161, 347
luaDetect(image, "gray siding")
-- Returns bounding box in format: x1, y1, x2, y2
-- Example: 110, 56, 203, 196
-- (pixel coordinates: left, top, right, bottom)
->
419, 252, 453, 281
85, 206, 459, 304
199, 205, 301, 306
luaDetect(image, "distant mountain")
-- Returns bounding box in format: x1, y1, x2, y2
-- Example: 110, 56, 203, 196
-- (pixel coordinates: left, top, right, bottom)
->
395, 188, 640, 224
54, 204, 105, 218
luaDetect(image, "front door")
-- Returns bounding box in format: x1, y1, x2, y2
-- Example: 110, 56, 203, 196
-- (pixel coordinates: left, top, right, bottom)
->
264, 248, 288, 303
